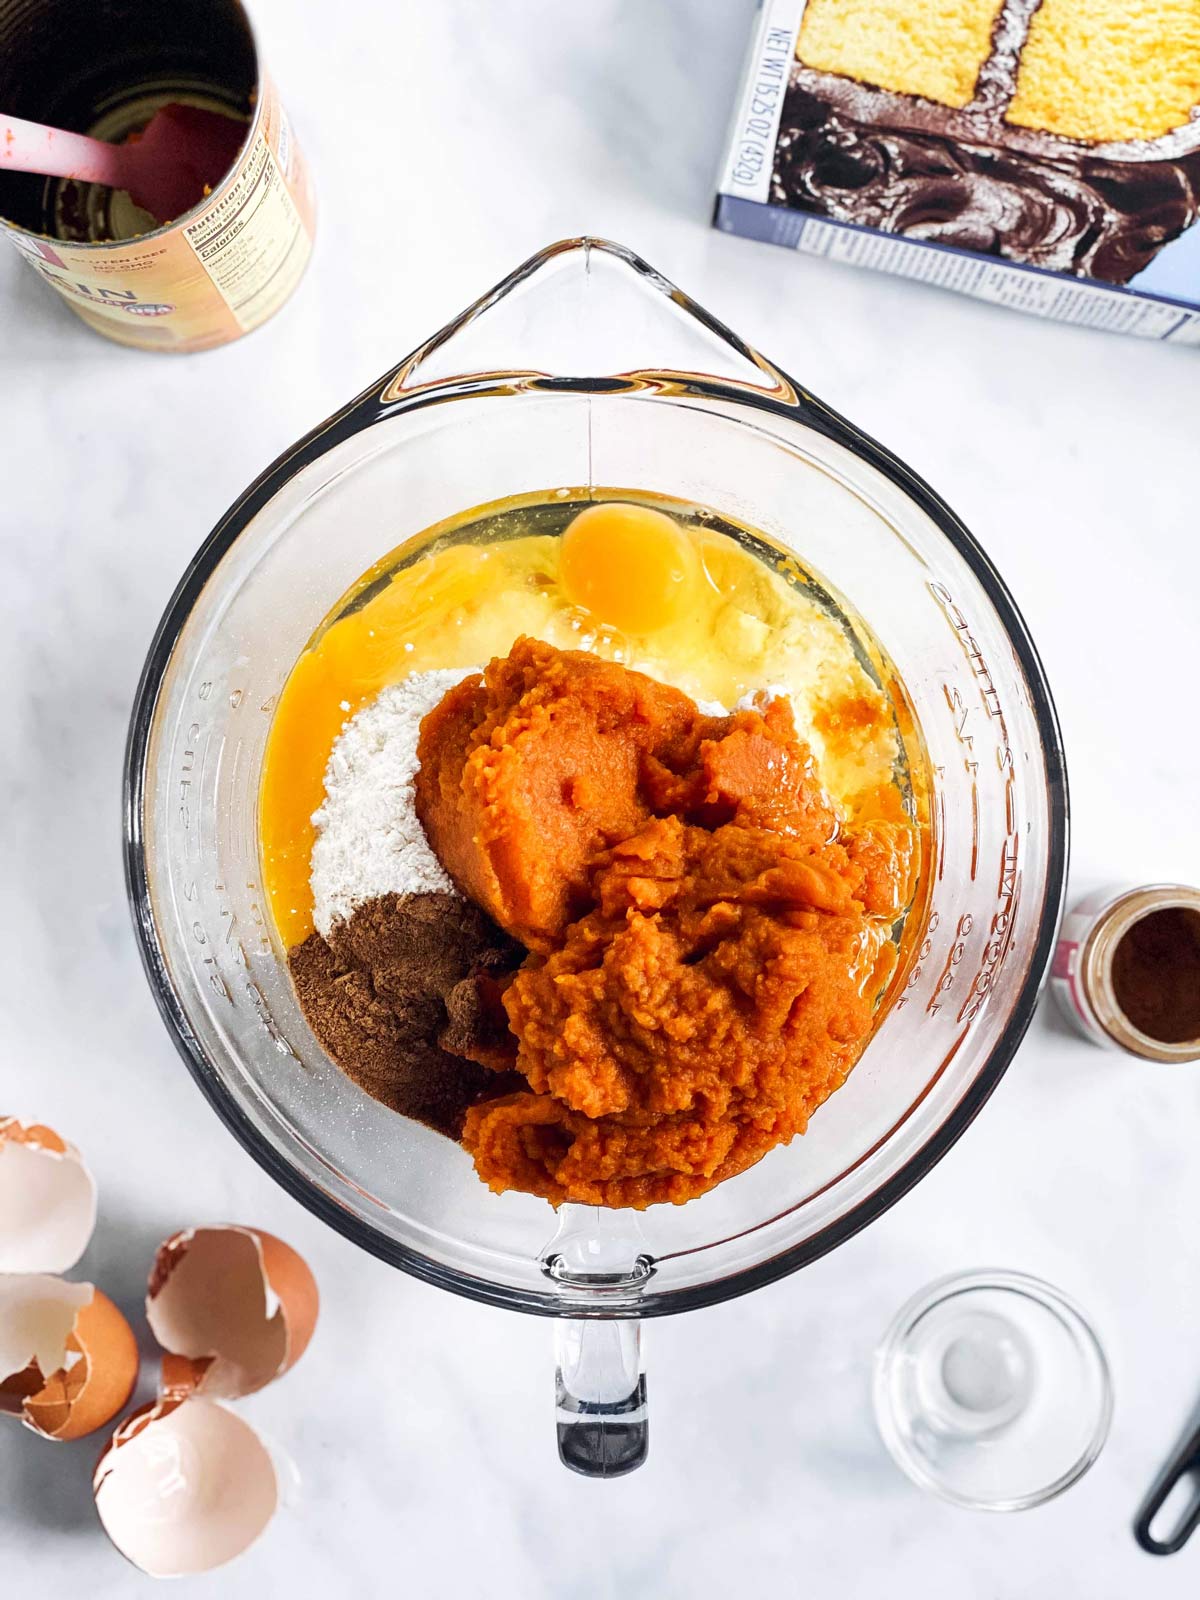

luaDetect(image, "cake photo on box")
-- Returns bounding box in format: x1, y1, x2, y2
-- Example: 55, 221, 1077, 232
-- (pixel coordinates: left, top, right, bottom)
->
772, 0, 1200, 284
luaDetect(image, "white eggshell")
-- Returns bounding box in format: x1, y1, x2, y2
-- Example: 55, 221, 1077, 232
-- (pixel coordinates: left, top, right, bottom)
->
0, 1120, 97, 1273
95, 1397, 279, 1577
0, 1274, 91, 1387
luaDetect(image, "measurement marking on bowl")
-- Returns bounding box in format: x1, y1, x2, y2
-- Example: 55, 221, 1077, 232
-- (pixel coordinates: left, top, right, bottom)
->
187, 903, 231, 1005
202, 731, 228, 866
926, 578, 1026, 1027
958, 867, 1022, 1026
934, 771, 947, 881
929, 585, 1006, 716
897, 908, 941, 1010
214, 886, 249, 974
225, 736, 252, 865
178, 719, 202, 840
927, 913, 974, 1016
942, 682, 981, 882
244, 980, 299, 1059
240, 886, 273, 959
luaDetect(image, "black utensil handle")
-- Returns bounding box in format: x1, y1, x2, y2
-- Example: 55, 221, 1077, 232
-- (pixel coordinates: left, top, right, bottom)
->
1136, 1423, 1200, 1555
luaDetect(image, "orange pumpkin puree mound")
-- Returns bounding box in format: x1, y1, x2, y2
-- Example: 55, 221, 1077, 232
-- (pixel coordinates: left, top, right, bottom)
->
416, 638, 702, 951
418, 637, 915, 1209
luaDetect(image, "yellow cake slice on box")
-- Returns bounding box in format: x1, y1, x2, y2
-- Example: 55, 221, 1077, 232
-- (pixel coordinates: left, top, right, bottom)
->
752, 0, 1200, 289
1007, 0, 1200, 143
796, 0, 1006, 110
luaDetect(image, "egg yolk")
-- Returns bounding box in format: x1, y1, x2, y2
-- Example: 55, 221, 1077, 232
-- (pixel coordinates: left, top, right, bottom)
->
559, 502, 701, 635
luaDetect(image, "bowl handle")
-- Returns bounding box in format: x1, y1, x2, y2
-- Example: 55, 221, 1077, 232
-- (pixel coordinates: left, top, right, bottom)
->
554, 1317, 647, 1477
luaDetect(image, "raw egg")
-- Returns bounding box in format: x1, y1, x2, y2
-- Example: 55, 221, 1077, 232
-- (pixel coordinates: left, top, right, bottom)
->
559, 501, 701, 635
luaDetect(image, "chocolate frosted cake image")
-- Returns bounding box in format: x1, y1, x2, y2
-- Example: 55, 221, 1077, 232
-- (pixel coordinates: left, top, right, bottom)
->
775, 0, 1200, 284
717, 0, 1200, 337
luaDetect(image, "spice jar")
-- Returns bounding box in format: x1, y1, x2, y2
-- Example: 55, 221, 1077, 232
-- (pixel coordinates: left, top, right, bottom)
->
1051, 884, 1200, 1061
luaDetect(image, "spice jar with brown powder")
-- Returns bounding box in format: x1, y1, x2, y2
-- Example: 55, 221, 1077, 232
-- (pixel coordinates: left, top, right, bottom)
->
1051, 885, 1200, 1062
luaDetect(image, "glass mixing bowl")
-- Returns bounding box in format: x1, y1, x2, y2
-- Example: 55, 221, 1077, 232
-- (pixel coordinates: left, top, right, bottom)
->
124, 239, 1067, 1473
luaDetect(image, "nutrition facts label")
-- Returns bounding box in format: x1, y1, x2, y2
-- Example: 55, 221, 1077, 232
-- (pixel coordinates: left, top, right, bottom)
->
183, 131, 310, 332
718, 194, 1200, 345
790, 218, 1200, 342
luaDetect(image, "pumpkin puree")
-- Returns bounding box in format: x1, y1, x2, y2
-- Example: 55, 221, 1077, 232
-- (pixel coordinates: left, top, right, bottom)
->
416, 639, 913, 1208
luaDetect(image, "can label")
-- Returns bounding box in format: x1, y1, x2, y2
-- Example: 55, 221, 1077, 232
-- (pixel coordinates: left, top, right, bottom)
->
1049, 928, 1102, 1045
1, 75, 314, 352
1049, 886, 1135, 1049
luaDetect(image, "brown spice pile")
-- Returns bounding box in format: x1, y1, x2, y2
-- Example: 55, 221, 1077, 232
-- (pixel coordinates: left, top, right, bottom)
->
288, 892, 522, 1138
1111, 906, 1200, 1045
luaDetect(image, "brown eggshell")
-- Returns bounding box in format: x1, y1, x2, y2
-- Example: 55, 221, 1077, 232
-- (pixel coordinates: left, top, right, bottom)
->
22, 1289, 139, 1441
256, 1231, 319, 1372
0, 1119, 67, 1153
158, 1350, 213, 1400
0, 1117, 97, 1273
0, 1276, 138, 1442
146, 1226, 318, 1398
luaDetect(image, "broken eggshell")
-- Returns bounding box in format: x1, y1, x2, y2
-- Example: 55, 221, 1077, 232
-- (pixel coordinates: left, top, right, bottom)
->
0, 1275, 138, 1440
146, 1226, 318, 1399
95, 1395, 279, 1577
86, 1225, 315, 1572
0, 1117, 98, 1273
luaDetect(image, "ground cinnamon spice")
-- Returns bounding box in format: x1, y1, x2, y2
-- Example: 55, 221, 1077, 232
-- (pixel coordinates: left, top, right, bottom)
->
1111, 907, 1200, 1045
288, 892, 522, 1138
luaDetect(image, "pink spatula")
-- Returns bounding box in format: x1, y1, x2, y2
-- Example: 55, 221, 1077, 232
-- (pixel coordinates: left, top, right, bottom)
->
1, 104, 247, 224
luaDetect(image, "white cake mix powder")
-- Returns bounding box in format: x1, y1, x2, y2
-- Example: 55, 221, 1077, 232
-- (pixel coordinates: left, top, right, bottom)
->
310, 667, 480, 938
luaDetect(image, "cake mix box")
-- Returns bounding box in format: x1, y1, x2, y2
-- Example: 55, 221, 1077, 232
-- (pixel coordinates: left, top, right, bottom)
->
715, 0, 1200, 343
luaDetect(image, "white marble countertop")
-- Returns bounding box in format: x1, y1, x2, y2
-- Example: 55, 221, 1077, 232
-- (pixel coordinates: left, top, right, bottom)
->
3, 1, 1200, 1593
